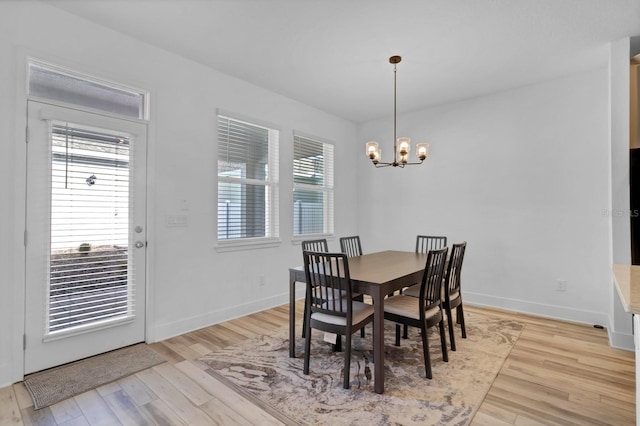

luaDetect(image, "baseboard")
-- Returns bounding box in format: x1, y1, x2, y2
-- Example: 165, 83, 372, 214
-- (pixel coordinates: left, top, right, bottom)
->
608, 329, 635, 351
464, 291, 610, 329
150, 292, 289, 342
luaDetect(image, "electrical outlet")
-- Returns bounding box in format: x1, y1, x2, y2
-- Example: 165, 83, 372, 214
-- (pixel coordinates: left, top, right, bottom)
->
556, 279, 567, 292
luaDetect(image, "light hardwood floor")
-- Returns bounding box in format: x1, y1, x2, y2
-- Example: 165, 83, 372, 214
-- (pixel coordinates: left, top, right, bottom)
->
0, 303, 635, 425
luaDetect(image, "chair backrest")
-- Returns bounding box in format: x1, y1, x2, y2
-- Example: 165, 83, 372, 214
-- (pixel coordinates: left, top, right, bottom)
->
301, 239, 329, 252
303, 251, 353, 319
417, 247, 449, 313
445, 242, 467, 300
340, 235, 363, 257
416, 235, 447, 253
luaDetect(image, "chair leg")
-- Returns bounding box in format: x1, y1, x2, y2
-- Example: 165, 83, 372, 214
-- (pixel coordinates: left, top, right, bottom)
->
301, 303, 308, 338
303, 327, 312, 375
446, 305, 456, 351
356, 295, 365, 338
403, 323, 408, 339
439, 318, 448, 363
333, 335, 343, 352
458, 304, 467, 339
343, 333, 351, 389
420, 324, 432, 379
395, 324, 401, 346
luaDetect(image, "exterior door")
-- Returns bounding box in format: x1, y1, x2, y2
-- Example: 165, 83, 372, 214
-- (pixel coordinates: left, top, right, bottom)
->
24, 101, 147, 374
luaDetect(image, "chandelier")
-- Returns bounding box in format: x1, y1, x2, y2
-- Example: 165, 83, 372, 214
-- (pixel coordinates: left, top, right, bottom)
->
365, 56, 429, 168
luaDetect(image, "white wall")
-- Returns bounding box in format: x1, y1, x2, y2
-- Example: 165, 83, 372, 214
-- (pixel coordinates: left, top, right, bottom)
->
357, 68, 615, 328
0, 1, 358, 386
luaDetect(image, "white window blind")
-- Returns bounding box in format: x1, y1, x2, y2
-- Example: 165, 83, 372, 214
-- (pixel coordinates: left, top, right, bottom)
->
217, 114, 279, 241
293, 132, 334, 236
48, 123, 134, 334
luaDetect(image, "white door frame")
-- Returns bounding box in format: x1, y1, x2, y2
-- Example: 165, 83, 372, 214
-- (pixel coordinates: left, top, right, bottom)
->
10, 49, 155, 383
24, 100, 148, 374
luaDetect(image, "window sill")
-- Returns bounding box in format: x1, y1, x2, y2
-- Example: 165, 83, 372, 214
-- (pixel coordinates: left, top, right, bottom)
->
291, 234, 335, 245
215, 237, 282, 253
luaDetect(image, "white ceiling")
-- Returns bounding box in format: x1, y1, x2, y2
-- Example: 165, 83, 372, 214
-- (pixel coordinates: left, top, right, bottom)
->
44, 0, 640, 123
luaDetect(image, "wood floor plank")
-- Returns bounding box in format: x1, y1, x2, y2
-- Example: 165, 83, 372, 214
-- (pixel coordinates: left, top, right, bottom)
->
95, 381, 121, 398
20, 405, 57, 426
136, 368, 214, 425
49, 397, 83, 425
188, 343, 214, 357
117, 375, 157, 407
102, 389, 154, 426
0, 386, 23, 425
57, 415, 90, 426
198, 398, 254, 426
173, 360, 284, 425
470, 410, 515, 426
12, 383, 33, 410
139, 399, 187, 426
470, 400, 517, 424
151, 363, 212, 406
73, 390, 121, 426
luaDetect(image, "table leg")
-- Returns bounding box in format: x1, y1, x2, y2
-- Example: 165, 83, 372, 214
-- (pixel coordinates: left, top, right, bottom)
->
372, 286, 385, 394
289, 272, 296, 358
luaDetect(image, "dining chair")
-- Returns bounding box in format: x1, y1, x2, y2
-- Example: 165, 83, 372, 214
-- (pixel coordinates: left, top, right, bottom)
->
443, 242, 467, 351
383, 246, 448, 379
300, 239, 329, 339
339, 235, 363, 258
416, 235, 447, 253
402, 235, 448, 331
300, 239, 364, 344
302, 250, 374, 388
301, 238, 329, 252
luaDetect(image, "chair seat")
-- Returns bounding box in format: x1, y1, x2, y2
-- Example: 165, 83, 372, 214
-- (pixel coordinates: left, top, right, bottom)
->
402, 284, 419, 298
383, 295, 440, 320
403, 284, 458, 301
311, 301, 374, 326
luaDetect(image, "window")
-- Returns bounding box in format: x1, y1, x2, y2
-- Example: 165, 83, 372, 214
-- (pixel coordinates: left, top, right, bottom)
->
217, 113, 279, 243
293, 132, 334, 236
28, 60, 147, 120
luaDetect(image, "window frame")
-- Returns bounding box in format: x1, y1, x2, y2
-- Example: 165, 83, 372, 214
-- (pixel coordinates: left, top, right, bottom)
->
27, 58, 149, 121
291, 130, 334, 240
215, 110, 281, 252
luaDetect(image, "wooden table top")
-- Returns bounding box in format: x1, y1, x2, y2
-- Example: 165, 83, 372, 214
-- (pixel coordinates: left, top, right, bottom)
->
346, 250, 428, 284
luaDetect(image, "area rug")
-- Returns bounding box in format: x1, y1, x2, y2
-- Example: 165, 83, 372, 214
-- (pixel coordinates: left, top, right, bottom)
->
24, 343, 165, 409
199, 311, 524, 425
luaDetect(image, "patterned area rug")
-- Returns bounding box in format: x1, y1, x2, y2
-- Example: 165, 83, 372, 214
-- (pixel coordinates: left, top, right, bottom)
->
199, 311, 524, 425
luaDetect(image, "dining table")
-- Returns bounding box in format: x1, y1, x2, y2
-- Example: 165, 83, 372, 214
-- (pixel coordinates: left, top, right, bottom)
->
288, 250, 429, 394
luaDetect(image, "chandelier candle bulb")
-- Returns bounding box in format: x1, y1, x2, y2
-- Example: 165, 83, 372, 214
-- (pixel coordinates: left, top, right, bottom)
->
366, 141, 379, 159
373, 148, 381, 164
397, 137, 411, 155
416, 143, 429, 160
